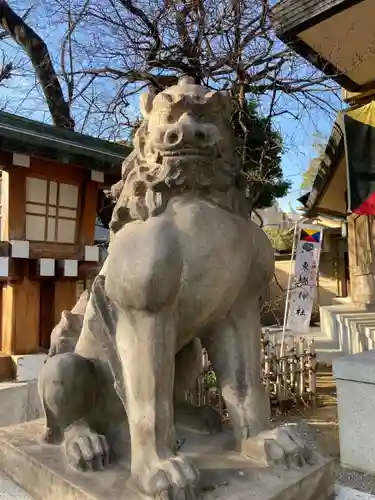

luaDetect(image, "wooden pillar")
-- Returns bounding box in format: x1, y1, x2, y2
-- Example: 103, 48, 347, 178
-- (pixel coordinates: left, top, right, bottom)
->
348, 214, 375, 306
1, 277, 40, 354
79, 181, 99, 247
54, 280, 77, 325
347, 215, 356, 290
1, 167, 26, 241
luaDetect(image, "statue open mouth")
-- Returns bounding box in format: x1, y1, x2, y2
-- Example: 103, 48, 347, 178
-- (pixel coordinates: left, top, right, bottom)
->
162, 148, 212, 158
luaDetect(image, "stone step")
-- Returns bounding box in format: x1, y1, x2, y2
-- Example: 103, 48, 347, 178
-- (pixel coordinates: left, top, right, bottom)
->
364, 326, 375, 347
317, 305, 375, 361
263, 305, 375, 365
331, 297, 355, 306
11, 354, 46, 383
0, 381, 42, 428
0, 353, 47, 384
320, 305, 361, 353
342, 316, 375, 353
351, 320, 375, 351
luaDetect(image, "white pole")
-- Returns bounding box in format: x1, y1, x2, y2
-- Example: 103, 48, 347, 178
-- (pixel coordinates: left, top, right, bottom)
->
280, 221, 299, 357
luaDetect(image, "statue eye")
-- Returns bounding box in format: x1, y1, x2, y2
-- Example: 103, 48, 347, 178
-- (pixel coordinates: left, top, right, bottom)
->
164, 112, 176, 124
161, 93, 173, 104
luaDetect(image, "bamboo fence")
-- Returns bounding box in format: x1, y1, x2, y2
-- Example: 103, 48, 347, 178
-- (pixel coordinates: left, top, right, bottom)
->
187, 331, 317, 418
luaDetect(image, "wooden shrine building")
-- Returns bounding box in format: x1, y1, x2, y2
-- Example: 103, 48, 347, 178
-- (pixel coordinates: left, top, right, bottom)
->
273, 0, 375, 309
0, 111, 130, 379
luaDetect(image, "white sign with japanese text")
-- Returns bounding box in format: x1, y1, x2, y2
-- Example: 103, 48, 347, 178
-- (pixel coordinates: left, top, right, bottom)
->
286, 224, 323, 333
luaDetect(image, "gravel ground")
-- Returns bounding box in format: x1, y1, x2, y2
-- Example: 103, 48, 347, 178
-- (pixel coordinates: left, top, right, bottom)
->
274, 366, 375, 496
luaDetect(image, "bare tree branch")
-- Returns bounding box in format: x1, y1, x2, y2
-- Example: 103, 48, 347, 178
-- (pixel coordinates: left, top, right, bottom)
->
116, 0, 162, 63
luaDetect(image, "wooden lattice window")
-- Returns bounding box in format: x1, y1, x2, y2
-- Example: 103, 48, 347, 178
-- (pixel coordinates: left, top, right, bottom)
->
25, 177, 79, 243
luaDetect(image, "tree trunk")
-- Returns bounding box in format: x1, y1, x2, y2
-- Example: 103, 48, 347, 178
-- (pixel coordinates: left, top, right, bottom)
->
0, 1, 74, 128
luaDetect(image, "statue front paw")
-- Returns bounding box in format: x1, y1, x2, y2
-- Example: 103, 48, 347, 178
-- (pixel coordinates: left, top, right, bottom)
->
63, 421, 111, 472
241, 424, 313, 468
132, 454, 199, 499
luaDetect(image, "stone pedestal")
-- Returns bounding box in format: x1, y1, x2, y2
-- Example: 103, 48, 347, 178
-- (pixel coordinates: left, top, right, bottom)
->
334, 350, 375, 473
0, 420, 334, 500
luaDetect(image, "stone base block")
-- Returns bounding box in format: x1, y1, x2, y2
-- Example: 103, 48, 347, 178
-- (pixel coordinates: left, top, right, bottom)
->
12, 354, 47, 382
334, 350, 375, 473
0, 420, 334, 500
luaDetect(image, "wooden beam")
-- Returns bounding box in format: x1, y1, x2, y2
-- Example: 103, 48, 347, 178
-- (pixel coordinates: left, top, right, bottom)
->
306, 207, 347, 218
2, 166, 26, 241
29, 242, 81, 260
342, 88, 375, 105
29, 157, 85, 184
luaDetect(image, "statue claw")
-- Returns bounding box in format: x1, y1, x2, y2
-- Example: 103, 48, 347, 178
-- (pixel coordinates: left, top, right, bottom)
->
241, 424, 313, 468
132, 455, 199, 500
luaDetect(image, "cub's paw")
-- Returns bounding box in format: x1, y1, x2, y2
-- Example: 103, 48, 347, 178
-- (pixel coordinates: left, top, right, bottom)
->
63, 423, 111, 472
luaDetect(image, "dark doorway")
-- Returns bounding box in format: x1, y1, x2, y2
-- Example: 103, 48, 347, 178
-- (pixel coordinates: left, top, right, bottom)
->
39, 280, 55, 351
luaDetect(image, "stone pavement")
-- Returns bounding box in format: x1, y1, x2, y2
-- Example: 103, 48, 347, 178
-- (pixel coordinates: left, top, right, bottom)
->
0, 472, 30, 499
336, 486, 375, 499
0, 471, 373, 500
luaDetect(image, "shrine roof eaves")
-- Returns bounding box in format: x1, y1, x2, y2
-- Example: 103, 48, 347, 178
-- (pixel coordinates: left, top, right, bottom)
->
298, 114, 345, 216
272, 0, 366, 92
0, 111, 131, 173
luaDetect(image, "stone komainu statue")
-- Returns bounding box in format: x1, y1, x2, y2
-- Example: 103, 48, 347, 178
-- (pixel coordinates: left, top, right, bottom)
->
39, 77, 309, 500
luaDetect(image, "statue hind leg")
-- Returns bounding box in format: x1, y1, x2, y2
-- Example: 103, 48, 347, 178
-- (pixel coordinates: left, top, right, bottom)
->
202, 291, 310, 466
201, 293, 270, 444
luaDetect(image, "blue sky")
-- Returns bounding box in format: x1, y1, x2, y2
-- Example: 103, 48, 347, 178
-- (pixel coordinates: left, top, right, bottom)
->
275, 101, 342, 212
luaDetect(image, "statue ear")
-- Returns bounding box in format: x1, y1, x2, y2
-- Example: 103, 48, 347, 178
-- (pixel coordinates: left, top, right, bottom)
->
140, 91, 155, 119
